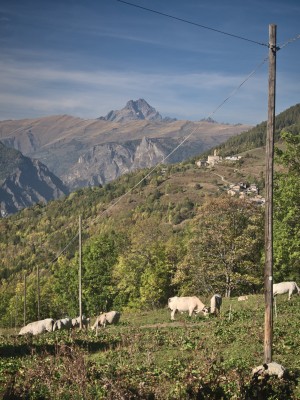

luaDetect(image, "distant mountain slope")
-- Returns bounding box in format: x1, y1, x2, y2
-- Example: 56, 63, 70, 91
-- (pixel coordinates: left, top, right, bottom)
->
0, 100, 251, 190
209, 103, 300, 156
0, 142, 69, 215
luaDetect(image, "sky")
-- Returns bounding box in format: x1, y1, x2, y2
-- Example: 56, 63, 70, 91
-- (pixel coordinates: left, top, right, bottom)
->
0, 0, 299, 125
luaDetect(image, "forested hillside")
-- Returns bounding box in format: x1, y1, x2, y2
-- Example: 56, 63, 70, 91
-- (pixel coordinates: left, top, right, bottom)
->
204, 103, 300, 157
0, 121, 299, 328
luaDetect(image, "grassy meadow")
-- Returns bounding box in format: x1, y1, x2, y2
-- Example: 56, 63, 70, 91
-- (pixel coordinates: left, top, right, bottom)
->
1, 294, 299, 399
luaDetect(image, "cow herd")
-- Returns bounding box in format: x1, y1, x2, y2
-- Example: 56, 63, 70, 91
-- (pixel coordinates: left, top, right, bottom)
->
18, 281, 299, 337
167, 280, 299, 321
19, 315, 91, 336
18, 312, 123, 336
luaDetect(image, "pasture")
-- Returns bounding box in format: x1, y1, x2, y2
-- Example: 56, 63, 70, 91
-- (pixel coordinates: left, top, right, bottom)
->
0, 294, 299, 399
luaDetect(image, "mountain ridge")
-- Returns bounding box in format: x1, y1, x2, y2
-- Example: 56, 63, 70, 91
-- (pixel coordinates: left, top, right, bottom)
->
0, 100, 251, 191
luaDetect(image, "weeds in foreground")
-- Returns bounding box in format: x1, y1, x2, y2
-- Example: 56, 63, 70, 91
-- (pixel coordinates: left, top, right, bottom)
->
1, 342, 298, 399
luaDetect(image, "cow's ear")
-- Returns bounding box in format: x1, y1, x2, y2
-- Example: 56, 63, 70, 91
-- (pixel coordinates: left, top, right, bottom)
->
263, 363, 268, 370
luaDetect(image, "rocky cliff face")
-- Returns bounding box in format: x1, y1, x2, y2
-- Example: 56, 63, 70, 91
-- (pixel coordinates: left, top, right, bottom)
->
0, 142, 69, 215
62, 136, 207, 190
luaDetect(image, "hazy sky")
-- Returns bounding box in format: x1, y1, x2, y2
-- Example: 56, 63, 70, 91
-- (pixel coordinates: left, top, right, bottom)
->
0, 0, 299, 124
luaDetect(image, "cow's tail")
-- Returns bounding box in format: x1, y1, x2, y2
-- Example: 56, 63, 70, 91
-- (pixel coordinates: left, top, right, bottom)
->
295, 282, 300, 293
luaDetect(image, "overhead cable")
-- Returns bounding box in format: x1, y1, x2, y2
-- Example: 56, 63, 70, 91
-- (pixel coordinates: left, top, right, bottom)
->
278, 33, 300, 50
116, 0, 268, 48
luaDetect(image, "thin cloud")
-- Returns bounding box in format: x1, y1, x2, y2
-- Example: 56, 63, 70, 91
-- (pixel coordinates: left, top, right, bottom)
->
0, 57, 296, 125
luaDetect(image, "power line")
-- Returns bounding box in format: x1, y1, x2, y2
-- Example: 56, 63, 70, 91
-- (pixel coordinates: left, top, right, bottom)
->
278, 33, 300, 50
50, 232, 79, 265
116, 0, 268, 48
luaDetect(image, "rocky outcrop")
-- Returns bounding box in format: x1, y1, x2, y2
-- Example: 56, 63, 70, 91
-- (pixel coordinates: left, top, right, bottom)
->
0, 142, 69, 215
62, 137, 207, 190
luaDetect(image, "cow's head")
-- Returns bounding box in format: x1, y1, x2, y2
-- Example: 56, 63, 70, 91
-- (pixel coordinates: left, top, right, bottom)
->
202, 307, 210, 317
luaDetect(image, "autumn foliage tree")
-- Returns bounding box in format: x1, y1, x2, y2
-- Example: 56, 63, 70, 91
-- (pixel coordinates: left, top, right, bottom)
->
173, 196, 264, 297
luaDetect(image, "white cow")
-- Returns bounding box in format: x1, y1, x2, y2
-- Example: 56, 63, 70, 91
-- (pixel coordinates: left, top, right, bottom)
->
210, 294, 222, 316
168, 296, 209, 320
19, 318, 54, 336
273, 281, 300, 300
92, 311, 121, 335
238, 295, 248, 301
53, 317, 72, 331
252, 362, 285, 378
71, 315, 90, 330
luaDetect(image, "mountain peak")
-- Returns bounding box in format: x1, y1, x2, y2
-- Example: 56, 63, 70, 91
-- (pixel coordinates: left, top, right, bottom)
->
99, 99, 172, 123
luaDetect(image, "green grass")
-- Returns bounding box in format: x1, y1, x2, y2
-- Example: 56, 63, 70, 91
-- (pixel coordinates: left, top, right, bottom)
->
0, 294, 299, 399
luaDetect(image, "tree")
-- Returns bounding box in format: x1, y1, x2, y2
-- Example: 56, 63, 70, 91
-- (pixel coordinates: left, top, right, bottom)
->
274, 131, 300, 282
173, 196, 264, 297
112, 218, 175, 309
82, 231, 125, 316
50, 256, 79, 318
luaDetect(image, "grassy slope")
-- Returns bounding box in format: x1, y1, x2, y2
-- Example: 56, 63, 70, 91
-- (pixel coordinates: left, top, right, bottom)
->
1, 294, 299, 399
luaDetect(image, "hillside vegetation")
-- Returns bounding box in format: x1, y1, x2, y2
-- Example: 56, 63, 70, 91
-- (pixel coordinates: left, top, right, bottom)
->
0, 131, 299, 326
0, 106, 300, 398
1, 295, 299, 399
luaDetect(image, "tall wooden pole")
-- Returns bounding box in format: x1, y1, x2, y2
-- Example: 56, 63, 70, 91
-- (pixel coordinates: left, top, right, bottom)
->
37, 265, 40, 320
15, 294, 17, 330
23, 273, 27, 326
264, 24, 277, 364
79, 215, 83, 329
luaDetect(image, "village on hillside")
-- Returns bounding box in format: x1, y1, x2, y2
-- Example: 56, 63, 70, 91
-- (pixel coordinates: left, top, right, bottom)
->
196, 150, 265, 205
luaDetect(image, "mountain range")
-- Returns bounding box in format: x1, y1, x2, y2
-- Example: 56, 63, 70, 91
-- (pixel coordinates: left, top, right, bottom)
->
0, 99, 250, 200
2, 100, 299, 216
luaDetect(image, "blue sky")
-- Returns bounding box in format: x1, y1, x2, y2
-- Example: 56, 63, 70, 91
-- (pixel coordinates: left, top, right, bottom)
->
0, 0, 299, 125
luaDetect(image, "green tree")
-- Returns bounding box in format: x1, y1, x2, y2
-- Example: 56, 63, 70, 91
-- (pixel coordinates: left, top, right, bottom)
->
112, 218, 175, 309
173, 196, 264, 297
82, 231, 125, 316
274, 131, 300, 282
50, 256, 79, 318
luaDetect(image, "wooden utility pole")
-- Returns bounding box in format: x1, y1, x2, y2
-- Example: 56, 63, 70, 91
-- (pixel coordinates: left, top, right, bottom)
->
37, 265, 40, 320
23, 273, 27, 326
264, 24, 277, 364
79, 215, 83, 329
15, 294, 18, 330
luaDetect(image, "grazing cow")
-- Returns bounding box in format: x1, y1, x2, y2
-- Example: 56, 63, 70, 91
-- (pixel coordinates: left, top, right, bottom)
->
19, 318, 54, 336
238, 295, 248, 301
53, 317, 72, 331
252, 362, 285, 378
168, 296, 209, 321
92, 311, 121, 336
71, 315, 90, 330
273, 281, 300, 300
210, 294, 222, 316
